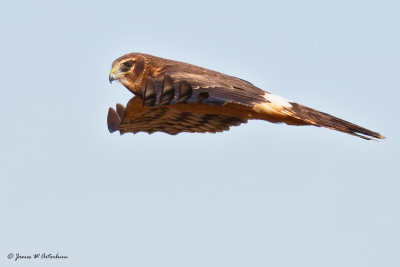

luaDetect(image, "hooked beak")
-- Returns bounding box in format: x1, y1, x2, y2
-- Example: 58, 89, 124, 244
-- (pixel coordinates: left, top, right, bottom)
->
109, 67, 116, 83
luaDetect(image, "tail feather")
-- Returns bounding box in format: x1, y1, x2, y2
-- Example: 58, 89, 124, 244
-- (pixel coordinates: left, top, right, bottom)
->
255, 93, 385, 140
284, 102, 385, 140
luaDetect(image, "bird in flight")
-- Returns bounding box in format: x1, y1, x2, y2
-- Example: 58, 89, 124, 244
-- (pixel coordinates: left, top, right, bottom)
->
108, 53, 384, 140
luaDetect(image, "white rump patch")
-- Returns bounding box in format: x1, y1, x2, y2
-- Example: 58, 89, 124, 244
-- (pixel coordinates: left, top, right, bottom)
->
264, 92, 292, 108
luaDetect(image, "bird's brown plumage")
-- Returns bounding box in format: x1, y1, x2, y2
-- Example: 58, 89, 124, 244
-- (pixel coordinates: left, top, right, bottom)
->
108, 53, 384, 140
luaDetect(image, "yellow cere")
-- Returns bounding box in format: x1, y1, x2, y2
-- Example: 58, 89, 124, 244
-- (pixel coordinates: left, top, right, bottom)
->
110, 67, 115, 75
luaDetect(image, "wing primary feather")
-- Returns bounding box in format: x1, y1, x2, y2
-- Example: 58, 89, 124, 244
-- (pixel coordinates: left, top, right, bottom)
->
107, 107, 121, 133
196, 92, 209, 103
159, 75, 175, 105
142, 79, 157, 106
177, 81, 193, 103
116, 103, 125, 119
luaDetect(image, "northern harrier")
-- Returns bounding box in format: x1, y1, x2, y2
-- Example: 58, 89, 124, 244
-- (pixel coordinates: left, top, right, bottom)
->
108, 53, 384, 140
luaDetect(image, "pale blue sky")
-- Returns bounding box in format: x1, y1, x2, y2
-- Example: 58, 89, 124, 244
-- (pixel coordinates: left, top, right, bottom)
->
1, 1, 399, 266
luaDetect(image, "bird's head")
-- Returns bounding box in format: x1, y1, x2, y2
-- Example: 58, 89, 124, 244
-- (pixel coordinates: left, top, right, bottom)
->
109, 53, 149, 95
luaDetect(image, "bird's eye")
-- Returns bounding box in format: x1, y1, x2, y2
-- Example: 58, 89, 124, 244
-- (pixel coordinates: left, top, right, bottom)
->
122, 60, 134, 68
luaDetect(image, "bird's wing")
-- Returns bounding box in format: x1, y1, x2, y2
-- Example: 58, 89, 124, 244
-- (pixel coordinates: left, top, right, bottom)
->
154, 65, 387, 139
132, 72, 384, 139
107, 97, 249, 135
143, 63, 268, 107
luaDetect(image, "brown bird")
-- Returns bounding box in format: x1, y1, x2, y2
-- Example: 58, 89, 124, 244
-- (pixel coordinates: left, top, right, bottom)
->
108, 53, 384, 140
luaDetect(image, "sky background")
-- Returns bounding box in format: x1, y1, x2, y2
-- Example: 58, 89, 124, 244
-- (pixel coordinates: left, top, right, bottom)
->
0, 0, 399, 266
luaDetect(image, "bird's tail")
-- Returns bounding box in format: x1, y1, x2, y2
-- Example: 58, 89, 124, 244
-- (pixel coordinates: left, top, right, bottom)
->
254, 93, 385, 140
